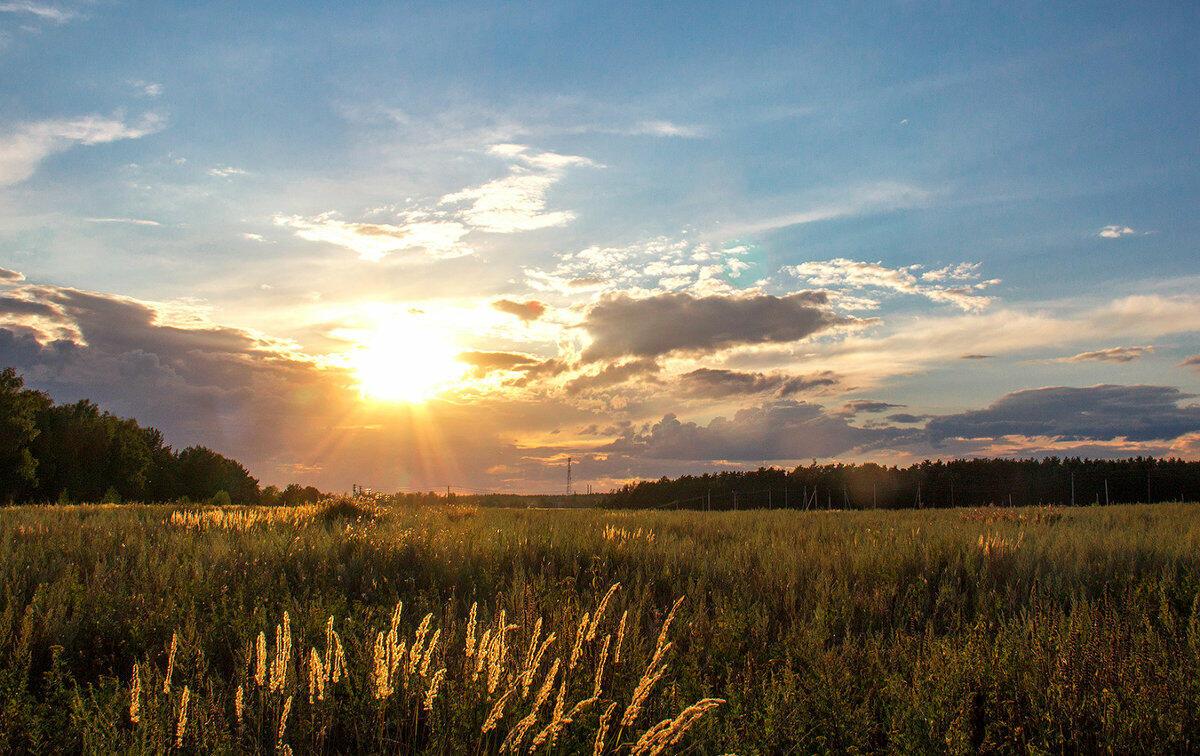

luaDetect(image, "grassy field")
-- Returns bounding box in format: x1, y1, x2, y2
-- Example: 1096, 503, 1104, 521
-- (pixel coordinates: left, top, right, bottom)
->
1, 500, 1200, 753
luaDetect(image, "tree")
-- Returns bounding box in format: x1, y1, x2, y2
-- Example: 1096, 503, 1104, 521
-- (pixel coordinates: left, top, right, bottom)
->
0, 368, 51, 502
174, 446, 260, 504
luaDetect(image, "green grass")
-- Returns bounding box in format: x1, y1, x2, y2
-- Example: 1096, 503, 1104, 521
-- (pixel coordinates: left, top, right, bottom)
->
1, 500, 1200, 753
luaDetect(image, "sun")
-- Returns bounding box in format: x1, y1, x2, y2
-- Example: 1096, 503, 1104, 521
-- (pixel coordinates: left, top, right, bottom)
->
350, 321, 467, 403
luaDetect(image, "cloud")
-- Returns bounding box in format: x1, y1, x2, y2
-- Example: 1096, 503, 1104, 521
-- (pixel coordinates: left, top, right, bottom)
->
580, 291, 854, 361
604, 400, 890, 461
457, 350, 540, 376
783, 258, 999, 312
0, 268, 25, 284
926, 385, 1200, 444
839, 400, 904, 415
566, 358, 660, 395
1181, 355, 1200, 371
0, 113, 164, 187
128, 79, 162, 97
84, 217, 161, 227
1098, 225, 1136, 239
886, 413, 928, 424
493, 298, 546, 321
207, 165, 248, 178
628, 120, 704, 138
439, 144, 596, 233
273, 213, 471, 261
961, 353, 993, 359
0, 2, 76, 23
678, 368, 840, 398
1059, 345, 1153, 363
714, 182, 930, 239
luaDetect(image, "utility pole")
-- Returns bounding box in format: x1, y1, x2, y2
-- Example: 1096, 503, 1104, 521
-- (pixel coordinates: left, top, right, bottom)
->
446, 485, 451, 499
566, 456, 572, 495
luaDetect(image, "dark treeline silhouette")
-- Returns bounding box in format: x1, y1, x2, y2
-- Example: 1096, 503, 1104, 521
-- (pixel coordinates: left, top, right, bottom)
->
0, 367, 324, 505
605, 458, 1200, 510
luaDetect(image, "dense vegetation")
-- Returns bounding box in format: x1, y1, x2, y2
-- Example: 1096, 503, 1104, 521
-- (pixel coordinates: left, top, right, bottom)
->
0, 368, 321, 505
605, 457, 1200, 510
1, 498, 1200, 752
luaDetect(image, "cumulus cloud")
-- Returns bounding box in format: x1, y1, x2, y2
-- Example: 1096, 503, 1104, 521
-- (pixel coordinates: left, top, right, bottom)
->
207, 165, 247, 178
1098, 225, 1136, 239
273, 213, 471, 261
926, 385, 1200, 444
1181, 355, 1200, 371
581, 291, 853, 361
604, 400, 891, 461
1059, 345, 1153, 363
439, 144, 596, 233
0, 114, 164, 187
678, 368, 840, 399
0, 268, 25, 284
493, 298, 546, 321
566, 358, 660, 394
783, 258, 999, 312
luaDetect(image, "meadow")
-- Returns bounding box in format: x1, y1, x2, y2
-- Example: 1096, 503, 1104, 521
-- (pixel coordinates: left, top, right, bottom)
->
1, 499, 1200, 753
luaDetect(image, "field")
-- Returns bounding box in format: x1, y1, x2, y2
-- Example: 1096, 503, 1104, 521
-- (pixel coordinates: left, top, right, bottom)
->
2, 500, 1200, 753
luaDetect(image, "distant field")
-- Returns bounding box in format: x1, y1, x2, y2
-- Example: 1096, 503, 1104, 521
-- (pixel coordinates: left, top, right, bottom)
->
2, 501, 1200, 753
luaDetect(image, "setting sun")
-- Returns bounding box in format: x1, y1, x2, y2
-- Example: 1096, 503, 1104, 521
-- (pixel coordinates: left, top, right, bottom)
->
350, 321, 467, 403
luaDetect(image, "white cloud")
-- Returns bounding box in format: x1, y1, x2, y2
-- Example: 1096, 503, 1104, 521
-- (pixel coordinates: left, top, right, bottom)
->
0, 2, 77, 23
1098, 225, 1135, 239
273, 212, 471, 261
207, 165, 247, 178
783, 258, 999, 312
0, 113, 164, 187
128, 79, 162, 97
84, 217, 161, 226
439, 144, 597, 233
712, 182, 930, 239
629, 120, 704, 138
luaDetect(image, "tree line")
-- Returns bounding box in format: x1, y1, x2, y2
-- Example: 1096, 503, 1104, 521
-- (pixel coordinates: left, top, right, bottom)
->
604, 457, 1200, 510
0, 368, 324, 505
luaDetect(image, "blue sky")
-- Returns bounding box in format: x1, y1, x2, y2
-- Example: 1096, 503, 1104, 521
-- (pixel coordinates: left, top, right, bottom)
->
1, 1, 1198, 491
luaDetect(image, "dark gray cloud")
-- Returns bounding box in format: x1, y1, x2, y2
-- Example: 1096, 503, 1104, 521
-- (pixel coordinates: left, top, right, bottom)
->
0, 294, 61, 318
581, 291, 855, 360
0, 268, 25, 284
1060, 346, 1152, 363
492, 298, 546, 321
961, 353, 993, 359
926, 384, 1200, 443
839, 399, 904, 415
566, 358, 659, 394
678, 368, 839, 398
604, 400, 894, 461
1181, 355, 1200, 370
886, 413, 929, 424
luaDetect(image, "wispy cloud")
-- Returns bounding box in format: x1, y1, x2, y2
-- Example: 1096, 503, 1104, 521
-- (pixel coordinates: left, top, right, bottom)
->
84, 217, 162, 226
0, 2, 77, 23
0, 113, 164, 187
1059, 345, 1153, 363
713, 182, 930, 239
783, 258, 1000, 312
273, 212, 471, 261
439, 144, 597, 233
207, 165, 247, 178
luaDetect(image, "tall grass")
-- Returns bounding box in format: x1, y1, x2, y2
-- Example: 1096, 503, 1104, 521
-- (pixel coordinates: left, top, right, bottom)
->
1, 500, 1200, 752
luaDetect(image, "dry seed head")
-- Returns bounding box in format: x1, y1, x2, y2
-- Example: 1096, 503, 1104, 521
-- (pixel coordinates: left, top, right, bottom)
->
593, 634, 611, 698
465, 602, 478, 657
523, 632, 555, 699
129, 662, 141, 725
423, 668, 446, 711
588, 583, 620, 641
481, 683, 515, 733
163, 632, 178, 694
277, 694, 292, 743
614, 611, 628, 665
655, 596, 685, 655
255, 632, 267, 686
235, 684, 244, 727
421, 628, 440, 677
175, 685, 190, 748
570, 612, 590, 671
593, 701, 617, 756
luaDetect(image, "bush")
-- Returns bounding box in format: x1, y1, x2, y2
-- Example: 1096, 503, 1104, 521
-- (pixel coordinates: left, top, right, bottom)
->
209, 490, 232, 506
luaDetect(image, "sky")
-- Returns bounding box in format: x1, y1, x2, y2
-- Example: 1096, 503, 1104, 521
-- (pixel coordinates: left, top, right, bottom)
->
1, 1, 1199, 493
